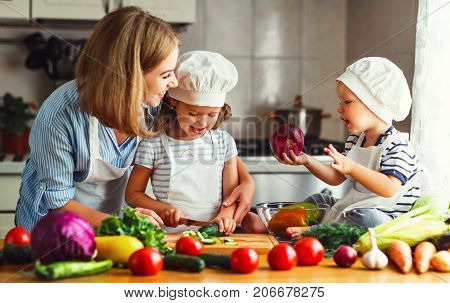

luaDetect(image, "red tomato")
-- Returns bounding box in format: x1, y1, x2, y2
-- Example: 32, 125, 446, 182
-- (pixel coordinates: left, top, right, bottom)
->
230, 248, 259, 273
267, 243, 298, 270
128, 248, 163, 275
294, 237, 324, 266
4, 226, 31, 246
175, 237, 205, 256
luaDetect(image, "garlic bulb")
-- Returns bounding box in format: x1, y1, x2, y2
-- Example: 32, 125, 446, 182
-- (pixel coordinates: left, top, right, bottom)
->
361, 228, 388, 270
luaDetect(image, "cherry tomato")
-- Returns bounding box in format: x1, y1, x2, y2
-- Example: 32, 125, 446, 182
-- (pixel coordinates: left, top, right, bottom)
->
175, 236, 205, 256
4, 226, 31, 246
230, 248, 259, 273
267, 243, 298, 270
128, 247, 163, 275
294, 237, 324, 266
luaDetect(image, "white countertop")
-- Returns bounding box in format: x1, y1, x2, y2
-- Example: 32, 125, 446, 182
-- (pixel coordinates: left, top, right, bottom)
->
0, 155, 334, 175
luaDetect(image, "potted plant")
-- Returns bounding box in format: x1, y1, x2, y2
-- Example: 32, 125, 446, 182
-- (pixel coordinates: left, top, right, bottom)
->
0, 93, 36, 155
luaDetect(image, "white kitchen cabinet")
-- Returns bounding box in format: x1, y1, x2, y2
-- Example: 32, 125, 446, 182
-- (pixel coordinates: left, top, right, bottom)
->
0, 175, 21, 237
0, 0, 30, 20
31, 0, 107, 20
123, 0, 196, 23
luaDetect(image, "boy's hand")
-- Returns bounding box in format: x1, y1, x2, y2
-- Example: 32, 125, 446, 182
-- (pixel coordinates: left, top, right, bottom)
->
211, 215, 236, 235
159, 206, 183, 227
324, 144, 356, 175
274, 150, 310, 166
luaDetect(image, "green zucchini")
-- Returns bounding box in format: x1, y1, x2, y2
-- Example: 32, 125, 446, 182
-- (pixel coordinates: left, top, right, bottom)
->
199, 253, 231, 270
198, 224, 225, 237
3, 244, 33, 264
35, 260, 113, 280
0, 249, 4, 264
163, 254, 205, 272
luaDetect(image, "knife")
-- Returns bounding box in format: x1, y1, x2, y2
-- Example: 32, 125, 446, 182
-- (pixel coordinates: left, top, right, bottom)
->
179, 218, 210, 227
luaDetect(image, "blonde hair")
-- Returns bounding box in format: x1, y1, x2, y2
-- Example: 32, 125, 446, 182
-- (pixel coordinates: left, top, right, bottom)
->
154, 98, 232, 135
75, 6, 178, 136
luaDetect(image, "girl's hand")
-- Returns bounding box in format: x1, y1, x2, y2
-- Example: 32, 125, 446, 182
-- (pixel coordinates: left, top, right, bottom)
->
324, 144, 356, 175
222, 180, 255, 225
159, 207, 183, 227
274, 150, 310, 166
212, 215, 236, 235
135, 207, 164, 227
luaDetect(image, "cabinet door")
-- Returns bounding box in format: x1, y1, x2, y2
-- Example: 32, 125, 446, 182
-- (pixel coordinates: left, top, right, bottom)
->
0, 0, 30, 20
123, 0, 196, 23
32, 0, 107, 20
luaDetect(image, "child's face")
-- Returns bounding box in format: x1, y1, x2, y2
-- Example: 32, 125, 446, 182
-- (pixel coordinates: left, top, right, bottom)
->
170, 98, 222, 139
143, 46, 179, 107
336, 81, 381, 133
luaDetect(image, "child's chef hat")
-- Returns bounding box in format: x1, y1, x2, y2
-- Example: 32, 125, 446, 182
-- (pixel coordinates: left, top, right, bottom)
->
168, 51, 238, 107
337, 57, 412, 124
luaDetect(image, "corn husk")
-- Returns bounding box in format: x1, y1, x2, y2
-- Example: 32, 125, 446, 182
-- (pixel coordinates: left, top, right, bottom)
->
354, 197, 449, 254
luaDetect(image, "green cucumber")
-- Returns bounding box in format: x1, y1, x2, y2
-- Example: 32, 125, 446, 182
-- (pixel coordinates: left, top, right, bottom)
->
3, 244, 33, 264
35, 260, 113, 280
163, 254, 205, 272
199, 253, 231, 270
0, 249, 4, 264
198, 224, 225, 237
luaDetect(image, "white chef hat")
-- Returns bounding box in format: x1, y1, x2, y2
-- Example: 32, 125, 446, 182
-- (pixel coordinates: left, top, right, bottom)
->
168, 51, 238, 107
337, 57, 412, 124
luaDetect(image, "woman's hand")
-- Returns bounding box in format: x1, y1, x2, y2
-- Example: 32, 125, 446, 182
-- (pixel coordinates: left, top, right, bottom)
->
222, 179, 255, 225
212, 215, 236, 235
324, 144, 355, 175
135, 207, 164, 227
274, 150, 310, 166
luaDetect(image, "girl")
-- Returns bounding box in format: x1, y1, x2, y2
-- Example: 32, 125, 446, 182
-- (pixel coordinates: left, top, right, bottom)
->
277, 57, 421, 238
125, 51, 265, 234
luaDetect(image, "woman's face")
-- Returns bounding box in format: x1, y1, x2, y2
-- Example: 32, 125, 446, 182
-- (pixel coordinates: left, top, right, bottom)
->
170, 98, 221, 140
336, 81, 379, 133
143, 46, 179, 107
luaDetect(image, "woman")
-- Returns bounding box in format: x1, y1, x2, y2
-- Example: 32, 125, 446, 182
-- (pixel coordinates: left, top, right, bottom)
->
15, 6, 254, 231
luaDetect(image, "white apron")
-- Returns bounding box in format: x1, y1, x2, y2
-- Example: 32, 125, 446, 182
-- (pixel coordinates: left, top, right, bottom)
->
73, 116, 137, 215
322, 132, 416, 223
160, 131, 222, 233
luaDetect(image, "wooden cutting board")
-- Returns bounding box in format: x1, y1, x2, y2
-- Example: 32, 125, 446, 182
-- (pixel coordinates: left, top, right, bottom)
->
165, 234, 278, 254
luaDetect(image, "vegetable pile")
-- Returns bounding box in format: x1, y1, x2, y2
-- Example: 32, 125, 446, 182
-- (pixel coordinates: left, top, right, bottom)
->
96, 208, 168, 254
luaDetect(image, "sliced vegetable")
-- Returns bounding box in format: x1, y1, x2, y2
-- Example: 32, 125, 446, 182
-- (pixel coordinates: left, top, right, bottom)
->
293, 237, 324, 266
31, 211, 96, 264
267, 243, 297, 271
96, 208, 167, 254
4, 226, 31, 246
361, 228, 388, 270
230, 248, 259, 273
95, 235, 144, 264
414, 241, 436, 274
387, 240, 413, 274
430, 251, 450, 272
128, 247, 163, 276
303, 223, 366, 258
198, 224, 224, 237
3, 244, 33, 264
199, 253, 231, 270
35, 259, 113, 280
163, 254, 205, 272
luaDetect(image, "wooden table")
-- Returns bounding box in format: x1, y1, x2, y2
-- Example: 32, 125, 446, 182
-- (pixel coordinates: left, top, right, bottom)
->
1, 238, 449, 283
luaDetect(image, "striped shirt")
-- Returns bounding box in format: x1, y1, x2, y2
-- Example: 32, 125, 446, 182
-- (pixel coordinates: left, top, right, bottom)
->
343, 126, 421, 217
134, 130, 238, 203
15, 80, 161, 231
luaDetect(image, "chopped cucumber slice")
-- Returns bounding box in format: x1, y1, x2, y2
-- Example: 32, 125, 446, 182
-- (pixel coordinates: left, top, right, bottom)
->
223, 238, 236, 243
201, 239, 214, 244
196, 231, 206, 241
